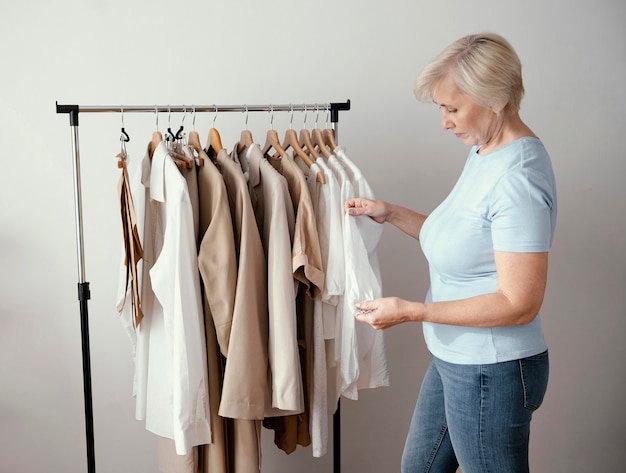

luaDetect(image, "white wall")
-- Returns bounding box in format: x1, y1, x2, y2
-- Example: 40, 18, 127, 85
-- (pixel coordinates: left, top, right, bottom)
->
1, 0, 624, 472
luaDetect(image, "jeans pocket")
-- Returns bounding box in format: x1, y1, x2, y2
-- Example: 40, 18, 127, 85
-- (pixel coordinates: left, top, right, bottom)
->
519, 350, 550, 411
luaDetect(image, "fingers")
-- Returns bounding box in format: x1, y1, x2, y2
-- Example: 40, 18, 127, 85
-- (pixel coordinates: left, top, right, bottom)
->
344, 197, 371, 215
355, 301, 386, 330
355, 300, 377, 312
345, 197, 370, 208
345, 198, 389, 223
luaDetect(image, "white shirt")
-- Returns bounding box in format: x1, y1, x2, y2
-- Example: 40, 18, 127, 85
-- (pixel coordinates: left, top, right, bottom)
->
327, 150, 389, 402
117, 141, 211, 455
334, 147, 389, 394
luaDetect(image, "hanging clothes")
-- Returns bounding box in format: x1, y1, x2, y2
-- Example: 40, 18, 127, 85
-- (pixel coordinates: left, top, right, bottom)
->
334, 146, 389, 395
208, 146, 268, 472
194, 150, 235, 473
326, 147, 388, 403
234, 143, 304, 417
260, 144, 327, 454
158, 144, 267, 473
117, 141, 212, 455
207, 146, 268, 421
116, 149, 144, 328
116, 115, 389, 470
264, 149, 325, 298
305, 158, 341, 458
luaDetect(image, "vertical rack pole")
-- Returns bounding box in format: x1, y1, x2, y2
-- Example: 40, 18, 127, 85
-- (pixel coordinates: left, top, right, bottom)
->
330, 101, 342, 473
59, 103, 96, 473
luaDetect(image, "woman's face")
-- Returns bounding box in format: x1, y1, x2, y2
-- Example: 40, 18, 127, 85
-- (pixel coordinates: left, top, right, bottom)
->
432, 76, 501, 148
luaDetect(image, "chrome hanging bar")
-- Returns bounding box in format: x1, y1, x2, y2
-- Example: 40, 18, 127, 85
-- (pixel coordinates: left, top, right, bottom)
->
56, 100, 350, 122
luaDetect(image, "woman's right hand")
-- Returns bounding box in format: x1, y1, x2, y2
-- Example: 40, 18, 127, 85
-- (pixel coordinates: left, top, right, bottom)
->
345, 198, 389, 224
347, 199, 427, 240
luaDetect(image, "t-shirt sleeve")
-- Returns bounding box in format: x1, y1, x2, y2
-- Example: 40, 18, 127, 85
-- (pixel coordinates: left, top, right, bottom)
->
489, 167, 556, 252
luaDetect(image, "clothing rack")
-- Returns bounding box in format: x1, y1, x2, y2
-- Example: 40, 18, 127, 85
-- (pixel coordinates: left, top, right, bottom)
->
56, 99, 351, 473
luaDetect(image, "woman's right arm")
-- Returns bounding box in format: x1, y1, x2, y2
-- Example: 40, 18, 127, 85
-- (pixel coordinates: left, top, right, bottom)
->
345, 198, 427, 240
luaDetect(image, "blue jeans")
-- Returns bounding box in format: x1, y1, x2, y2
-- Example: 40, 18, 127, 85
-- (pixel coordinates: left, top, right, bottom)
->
401, 351, 549, 473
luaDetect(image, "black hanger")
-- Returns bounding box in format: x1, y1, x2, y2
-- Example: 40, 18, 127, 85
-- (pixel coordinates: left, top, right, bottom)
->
120, 127, 130, 142
120, 105, 130, 142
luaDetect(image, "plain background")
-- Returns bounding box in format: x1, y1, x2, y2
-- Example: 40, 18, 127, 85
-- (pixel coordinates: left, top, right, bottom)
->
1, 1, 624, 472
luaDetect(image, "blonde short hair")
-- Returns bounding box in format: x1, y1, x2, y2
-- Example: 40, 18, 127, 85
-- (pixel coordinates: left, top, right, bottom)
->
414, 33, 525, 113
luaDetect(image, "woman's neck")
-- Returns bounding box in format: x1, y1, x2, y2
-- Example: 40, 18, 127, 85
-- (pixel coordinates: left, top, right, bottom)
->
478, 112, 537, 155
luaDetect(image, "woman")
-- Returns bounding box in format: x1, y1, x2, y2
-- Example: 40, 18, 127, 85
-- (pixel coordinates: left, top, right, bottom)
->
345, 33, 557, 473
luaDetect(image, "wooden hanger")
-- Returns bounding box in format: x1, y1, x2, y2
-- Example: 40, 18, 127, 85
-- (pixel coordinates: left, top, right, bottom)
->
263, 129, 287, 158
187, 130, 203, 153
185, 107, 204, 164
187, 130, 204, 166
299, 128, 320, 160
205, 106, 223, 154
321, 105, 337, 152
324, 128, 337, 151
238, 129, 253, 153
312, 127, 331, 158
148, 131, 163, 159
149, 106, 163, 159
204, 127, 223, 153
237, 105, 254, 153
262, 105, 287, 159
283, 128, 324, 184
283, 128, 311, 166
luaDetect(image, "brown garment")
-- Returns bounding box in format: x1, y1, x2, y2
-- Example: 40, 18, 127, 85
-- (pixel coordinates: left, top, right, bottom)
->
241, 144, 303, 415
212, 147, 268, 473
261, 150, 324, 454
117, 152, 144, 327
265, 152, 325, 298
196, 153, 233, 473
210, 147, 268, 420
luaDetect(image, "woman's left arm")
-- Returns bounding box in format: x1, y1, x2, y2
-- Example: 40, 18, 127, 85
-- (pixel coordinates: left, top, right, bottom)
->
355, 251, 548, 330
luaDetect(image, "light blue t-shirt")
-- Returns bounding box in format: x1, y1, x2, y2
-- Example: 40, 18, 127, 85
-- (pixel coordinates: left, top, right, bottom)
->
419, 137, 557, 364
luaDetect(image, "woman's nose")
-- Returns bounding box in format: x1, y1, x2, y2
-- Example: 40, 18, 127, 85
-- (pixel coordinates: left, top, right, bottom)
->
441, 112, 453, 130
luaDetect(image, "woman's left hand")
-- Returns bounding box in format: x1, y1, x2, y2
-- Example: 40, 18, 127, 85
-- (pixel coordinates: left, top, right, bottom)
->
355, 297, 420, 330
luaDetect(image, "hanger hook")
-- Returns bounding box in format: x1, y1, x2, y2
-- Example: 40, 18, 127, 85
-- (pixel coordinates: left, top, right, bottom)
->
269, 105, 274, 130
120, 105, 130, 142
315, 104, 320, 129
175, 105, 186, 141
325, 104, 331, 129
243, 104, 249, 130
155, 105, 159, 130
120, 105, 130, 147
213, 105, 218, 127
302, 104, 308, 130
192, 105, 197, 131
289, 104, 294, 130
